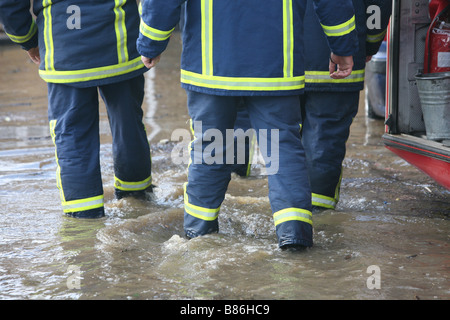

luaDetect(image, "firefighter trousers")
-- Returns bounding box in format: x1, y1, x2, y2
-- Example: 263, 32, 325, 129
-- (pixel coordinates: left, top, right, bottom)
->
230, 99, 255, 177
184, 90, 313, 248
300, 91, 360, 210
47, 74, 152, 218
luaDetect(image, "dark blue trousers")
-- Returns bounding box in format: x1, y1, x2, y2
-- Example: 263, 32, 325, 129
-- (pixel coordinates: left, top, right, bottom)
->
231, 99, 255, 177
300, 91, 360, 209
184, 91, 313, 248
47, 75, 152, 218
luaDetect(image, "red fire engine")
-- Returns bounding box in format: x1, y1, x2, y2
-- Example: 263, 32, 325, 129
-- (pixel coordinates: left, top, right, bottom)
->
382, 0, 450, 190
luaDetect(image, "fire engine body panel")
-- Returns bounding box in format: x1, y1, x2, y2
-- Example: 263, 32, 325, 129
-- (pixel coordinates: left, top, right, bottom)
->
382, 0, 450, 190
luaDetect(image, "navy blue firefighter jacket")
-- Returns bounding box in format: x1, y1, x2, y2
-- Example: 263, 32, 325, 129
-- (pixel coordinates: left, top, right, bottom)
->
137, 0, 360, 96
0, 0, 147, 88
303, 0, 392, 92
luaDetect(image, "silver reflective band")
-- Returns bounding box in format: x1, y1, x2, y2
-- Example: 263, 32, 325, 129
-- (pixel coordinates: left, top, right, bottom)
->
367, 30, 387, 43
6, 21, 37, 43
283, 0, 294, 77
140, 20, 174, 41
201, 0, 213, 76
62, 195, 104, 212
305, 69, 365, 83
185, 203, 219, 221
114, 0, 128, 63
321, 16, 356, 37
273, 208, 313, 226
312, 194, 336, 209
183, 183, 220, 221
114, 176, 152, 191
181, 70, 305, 91
39, 57, 144, 82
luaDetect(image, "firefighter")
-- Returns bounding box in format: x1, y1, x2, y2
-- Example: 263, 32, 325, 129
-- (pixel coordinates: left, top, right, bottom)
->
232, 0, 392, 211
137, 0, 358, 249
0, 0, 152, 218
301, 0, 392, 211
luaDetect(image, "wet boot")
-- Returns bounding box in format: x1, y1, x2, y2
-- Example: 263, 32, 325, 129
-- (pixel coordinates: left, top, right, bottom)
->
311, 205, 329, 213
114, 184, 154, 200
65, 207, 105, 219
280, 244, 308, 252
276, 220, 313, 249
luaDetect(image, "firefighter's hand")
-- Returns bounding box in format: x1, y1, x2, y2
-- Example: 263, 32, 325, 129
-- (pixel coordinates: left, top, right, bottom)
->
329, 53, 353, 79
141, 55, 161, 69
27, 47, 40, 65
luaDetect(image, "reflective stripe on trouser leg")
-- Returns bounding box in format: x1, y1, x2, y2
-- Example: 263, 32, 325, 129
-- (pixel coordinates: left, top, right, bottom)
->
62, 195, 104, 214
273, 208, 313, 248
232, 102, 256, 177
312, 193, 337, 209
311, 171, 342, 209
244, 95, 313, 247
98, 75, 152, 191
273, 208, 313, 226
300, 91, 359, 209
47, 83, 105, 218
184, 183, 220, 238
114, 176, 152, 191
184, 91, 239, 238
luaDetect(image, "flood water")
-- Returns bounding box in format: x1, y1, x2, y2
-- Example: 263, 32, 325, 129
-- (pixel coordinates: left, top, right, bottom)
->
0, 32, 449, 301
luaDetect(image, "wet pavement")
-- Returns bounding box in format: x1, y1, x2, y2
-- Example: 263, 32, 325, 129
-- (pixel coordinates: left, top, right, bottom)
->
0, 33, 449, 300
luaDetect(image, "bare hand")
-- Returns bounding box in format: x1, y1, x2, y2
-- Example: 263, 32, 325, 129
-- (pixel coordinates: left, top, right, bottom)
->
27, 47, 40, 65
141, 55, 161, 69
329, 53, 353, 79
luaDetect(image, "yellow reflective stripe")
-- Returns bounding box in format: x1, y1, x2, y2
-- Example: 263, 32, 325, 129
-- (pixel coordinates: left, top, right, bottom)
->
367, 30, 387, 43
181, 69, 305, 91
201, 0, 213, 76
114, 0, 129, 63
114, 175, 152, 191
335, 170, 342, 204
273, 208, 313, 226
185, 202, 220, 221
49, 120, 65, 202
312, 193, 336, 209
245, 133, 257, 177
39, 56, 145, 83
139, 19, 174, 41
6, 21, 37, 43
311, 171, 342, 209
187, 119, 195, 168
321, 15, 355, 37
283, 0, 294, 78
62, 195, 104, 213
183, 183, 220, 221
189, 118, 195, 136
42, 0, 54, 71
305, 69, 365, 83
50, 121, 104, 213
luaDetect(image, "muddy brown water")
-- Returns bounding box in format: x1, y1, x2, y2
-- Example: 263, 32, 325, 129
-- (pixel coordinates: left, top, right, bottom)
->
0, 33, 449, 300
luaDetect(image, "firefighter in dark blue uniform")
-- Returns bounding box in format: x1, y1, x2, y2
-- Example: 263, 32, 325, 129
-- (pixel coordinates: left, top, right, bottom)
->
302, 0, 391, 211
233, 0, 392, 212
0, 0, 152, 218
137, 0, 359, 249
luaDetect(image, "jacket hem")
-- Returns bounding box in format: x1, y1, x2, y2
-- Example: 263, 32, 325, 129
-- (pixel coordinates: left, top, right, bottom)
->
41, 65, 148, 88
279, 238, 313, 248
181, 83, 304, 97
